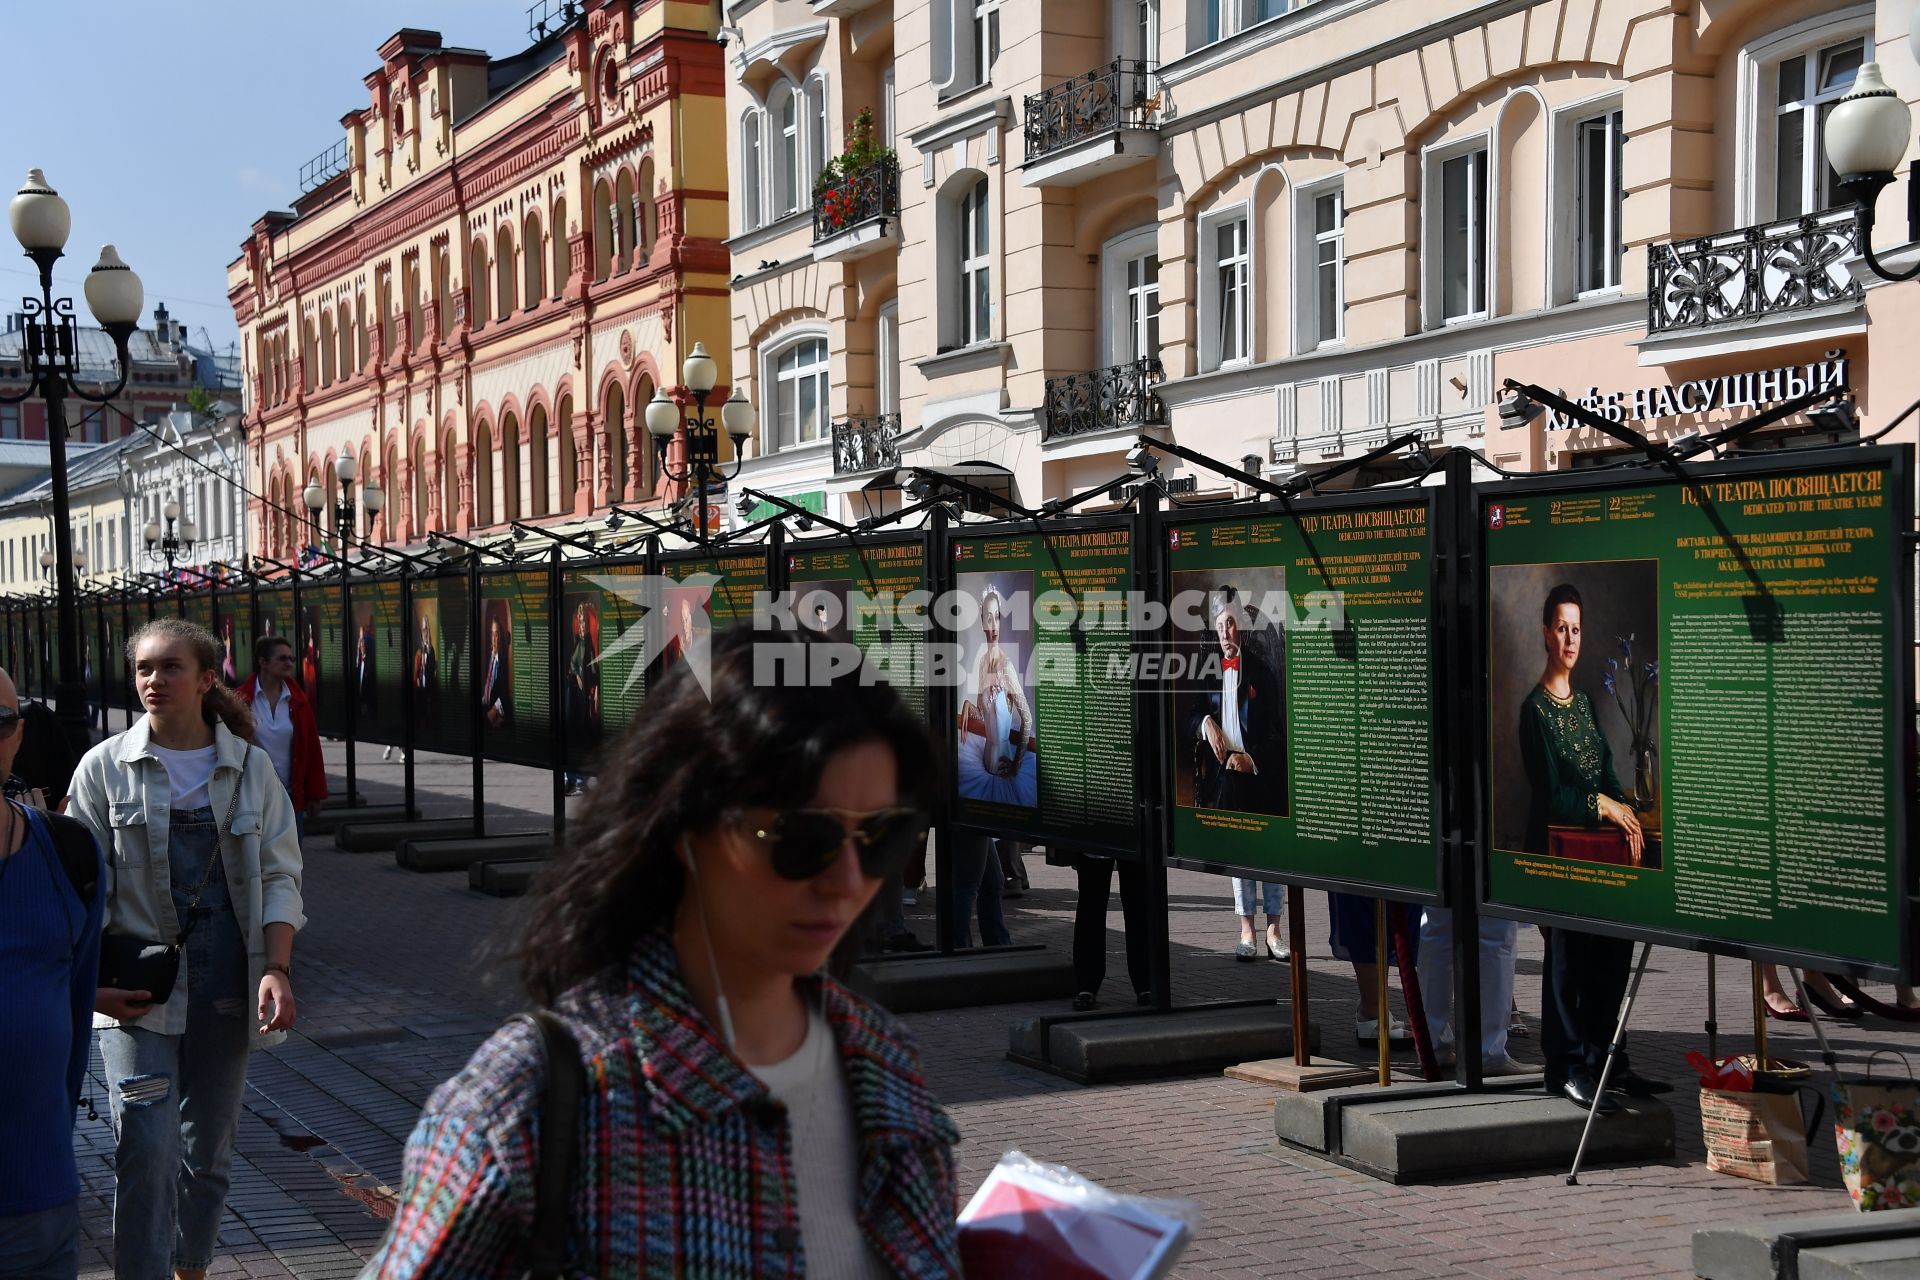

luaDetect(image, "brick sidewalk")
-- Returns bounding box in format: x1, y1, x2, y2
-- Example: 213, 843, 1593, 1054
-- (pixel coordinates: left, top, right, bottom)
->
71, 740, 1917, 1278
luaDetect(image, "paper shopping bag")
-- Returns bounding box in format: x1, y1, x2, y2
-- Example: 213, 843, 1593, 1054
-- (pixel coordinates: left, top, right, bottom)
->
1700, 1086, 1814, 1186
1832, 1051, 1920, 1211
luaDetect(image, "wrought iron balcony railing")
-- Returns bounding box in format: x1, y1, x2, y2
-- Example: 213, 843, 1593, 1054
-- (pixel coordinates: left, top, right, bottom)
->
1043, 358, 1166, 440
831, 412, 902, 475
297, 137, 349, 195
1024, 60, 1163, 163
812, 157, 901, 244
1648, 207, 1863, 336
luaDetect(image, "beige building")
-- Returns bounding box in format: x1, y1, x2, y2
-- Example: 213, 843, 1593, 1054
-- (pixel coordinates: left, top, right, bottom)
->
228, 5, 731, 562
725, 0, 1920, 521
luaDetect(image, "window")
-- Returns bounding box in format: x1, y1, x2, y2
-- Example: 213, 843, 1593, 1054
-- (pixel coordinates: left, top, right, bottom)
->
769, 337, 829, 451
1577, 110, 1624, 294
805, 77, 830, 192
1440, 147, 1489, 321
773, 85, 800, 216
1773, 36, 1866, 219
1124, 251, 1160, 363
741, 113, 763, 231
971, 0, 1003, 85
0, 405, 16, 439
1207, 214, 1250, 367
1309, 187, 1344, 346
1203, 0, 1287, 46
1131, 0, 1160, 63
958, 177, 992, 346
878, 301, 899, 416
881, 69, 896, 148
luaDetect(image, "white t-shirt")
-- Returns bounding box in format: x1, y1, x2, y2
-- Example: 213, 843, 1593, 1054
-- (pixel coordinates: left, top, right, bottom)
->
750, 1004, 890, 1278
149, 743, 219, 810
252, 681, 296, 789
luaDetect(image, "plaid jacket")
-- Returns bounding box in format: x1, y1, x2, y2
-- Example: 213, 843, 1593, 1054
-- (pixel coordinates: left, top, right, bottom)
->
362, 931, 961, 1279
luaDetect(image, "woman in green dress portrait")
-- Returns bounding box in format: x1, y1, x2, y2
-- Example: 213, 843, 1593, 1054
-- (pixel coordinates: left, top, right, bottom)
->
1518, 583, 1644, 866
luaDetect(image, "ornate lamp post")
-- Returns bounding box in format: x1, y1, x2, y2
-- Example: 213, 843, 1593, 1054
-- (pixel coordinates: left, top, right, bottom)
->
1823, 20, 1920, 284
643, 341, 755, 542
304, 453, 383, 552
3, 169, 145, 751
143, 496, 197, 582
37, 547, 54, 591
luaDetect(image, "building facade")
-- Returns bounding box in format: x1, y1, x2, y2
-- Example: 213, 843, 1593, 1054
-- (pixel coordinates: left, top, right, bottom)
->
228, 5, 730, 562
724, 0, 1920, 521
0, 436, 136, 595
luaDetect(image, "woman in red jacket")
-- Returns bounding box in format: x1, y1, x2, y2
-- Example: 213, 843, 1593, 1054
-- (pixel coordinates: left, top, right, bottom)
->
238, 635, 328, 832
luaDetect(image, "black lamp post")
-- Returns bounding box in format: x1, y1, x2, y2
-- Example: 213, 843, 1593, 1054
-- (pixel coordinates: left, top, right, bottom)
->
643, 341, 755, 543
142, 496, 197, 583
303, 453, 384, 554
3, 169, 146, 753
1823, 36, 1920, 284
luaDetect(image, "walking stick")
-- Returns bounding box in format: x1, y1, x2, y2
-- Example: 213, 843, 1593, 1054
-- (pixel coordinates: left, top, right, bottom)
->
1567, 941, 1654, 1185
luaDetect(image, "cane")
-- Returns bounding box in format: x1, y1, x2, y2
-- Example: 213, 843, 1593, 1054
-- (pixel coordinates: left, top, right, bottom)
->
1567, 941, 1654, 1185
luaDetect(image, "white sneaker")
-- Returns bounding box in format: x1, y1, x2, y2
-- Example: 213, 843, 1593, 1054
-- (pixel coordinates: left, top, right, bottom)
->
1356, 1016, 1413, 1045
381, 745, 393, 760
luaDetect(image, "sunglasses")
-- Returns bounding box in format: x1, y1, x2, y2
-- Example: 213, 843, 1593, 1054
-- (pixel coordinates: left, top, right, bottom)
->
0, 707, 18, 738
737, 806, 927, 882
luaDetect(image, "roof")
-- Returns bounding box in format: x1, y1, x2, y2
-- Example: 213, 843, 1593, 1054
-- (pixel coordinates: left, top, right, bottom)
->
0, 435, 133, 510
461, 31, 568, 125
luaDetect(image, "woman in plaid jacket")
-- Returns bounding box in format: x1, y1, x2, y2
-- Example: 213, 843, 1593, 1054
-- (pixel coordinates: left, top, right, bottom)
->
364, 626, 960, 1279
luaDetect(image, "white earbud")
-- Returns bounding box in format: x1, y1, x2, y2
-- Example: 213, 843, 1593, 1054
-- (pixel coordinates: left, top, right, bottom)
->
681, 835, 737, 1051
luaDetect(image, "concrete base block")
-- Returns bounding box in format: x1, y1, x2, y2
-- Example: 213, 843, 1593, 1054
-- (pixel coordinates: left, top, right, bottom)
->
396, 834, 553, 872
1272, 1077, 1674, 1183
468, 859, 544, 897
335, 818, 478, 852
1693, 1209, 1920, 1280
1226, 1056, 1378, 1091
306, 804, 418, 836
846, 950, 1076, 1014
1009, 1002, 1318, 1085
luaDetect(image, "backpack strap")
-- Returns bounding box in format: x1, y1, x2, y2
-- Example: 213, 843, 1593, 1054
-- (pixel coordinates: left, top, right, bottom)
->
518, 1009, 584, 1280
41, 810, 99, 906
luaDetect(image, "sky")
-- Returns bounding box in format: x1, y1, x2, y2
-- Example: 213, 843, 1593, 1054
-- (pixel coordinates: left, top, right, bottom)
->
1, 3, 542, 356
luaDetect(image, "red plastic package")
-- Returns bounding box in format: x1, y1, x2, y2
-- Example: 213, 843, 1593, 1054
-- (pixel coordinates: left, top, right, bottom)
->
957, 1151, 1198, 1280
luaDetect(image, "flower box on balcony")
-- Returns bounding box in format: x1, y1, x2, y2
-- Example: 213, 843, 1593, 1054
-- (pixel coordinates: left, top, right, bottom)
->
812, 115, 901, 264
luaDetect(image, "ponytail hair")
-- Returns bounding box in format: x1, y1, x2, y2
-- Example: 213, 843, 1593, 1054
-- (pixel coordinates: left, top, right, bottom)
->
127, 618, 256, 744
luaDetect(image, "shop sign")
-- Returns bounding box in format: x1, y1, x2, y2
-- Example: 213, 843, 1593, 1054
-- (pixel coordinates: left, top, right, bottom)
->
1543, 350, 1848, 431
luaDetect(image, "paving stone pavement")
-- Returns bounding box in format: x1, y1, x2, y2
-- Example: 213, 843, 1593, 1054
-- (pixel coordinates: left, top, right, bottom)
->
70, 737, 1920, 1279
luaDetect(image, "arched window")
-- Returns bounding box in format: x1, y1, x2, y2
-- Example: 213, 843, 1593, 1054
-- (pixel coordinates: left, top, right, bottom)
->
501, 412, 522, 522
440, 430, 460, 531
434, 247, 453, 340
354, 295, 369, 372
632, 374, 654, 496
602, 383, 626, 504
804, 76, 830, 191
496, 224, 517, 318
772, 84, 800, 215
469, 239, 490, 329
550, 198, 569, 298
592, 182, 614, 282
529, 404, 550, 517
763, 333, 830, 452
381, 442, 398, 542
615, 169, 637, 274
319, 313, 335, 386
405, 258, 423, 350
473, 419, 496, 527
637, 158, 656, 260
523, 211, 545, 303
412, 436, 429, 536
741, 112, 763, 232
376, 274, 393, 361
337, 303, 353, 379
556, 396, 577, 513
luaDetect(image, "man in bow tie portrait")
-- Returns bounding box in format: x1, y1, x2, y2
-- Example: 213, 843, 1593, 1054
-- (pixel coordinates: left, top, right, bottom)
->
1190, 584, 1287, 816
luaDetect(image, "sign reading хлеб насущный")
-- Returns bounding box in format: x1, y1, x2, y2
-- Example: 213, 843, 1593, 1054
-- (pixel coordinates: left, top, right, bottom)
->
1481, 449, 1909, 975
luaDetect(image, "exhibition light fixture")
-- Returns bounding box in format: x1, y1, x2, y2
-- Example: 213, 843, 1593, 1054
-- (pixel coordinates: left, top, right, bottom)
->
5, 168, 146, 752
510, 520, 601, 557
644, 341, 754, 544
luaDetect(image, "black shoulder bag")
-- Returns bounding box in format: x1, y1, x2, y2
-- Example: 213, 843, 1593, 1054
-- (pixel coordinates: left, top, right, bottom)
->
518, 1009, 584, 1280
97, 747, 250, 1006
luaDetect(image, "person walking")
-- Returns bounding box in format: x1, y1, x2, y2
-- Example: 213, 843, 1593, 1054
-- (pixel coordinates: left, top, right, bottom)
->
1070, 851, 1152, 1011
0, 665, 105, 1280
68, 619, 304, 1280
237, 635, 328, 836
363, 626, 960, 1278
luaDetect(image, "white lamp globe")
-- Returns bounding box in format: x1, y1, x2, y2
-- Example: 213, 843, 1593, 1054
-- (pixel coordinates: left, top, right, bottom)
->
84, 246, 144, 327
363, 483, 385, 514
1825, 62, 1913, 179
682, 341, 718, 394
9, 169, 70, 254
720, 385, 754, 437
304, 482, 325, 511
335, 452, 358, 484
645, 388, 680, 439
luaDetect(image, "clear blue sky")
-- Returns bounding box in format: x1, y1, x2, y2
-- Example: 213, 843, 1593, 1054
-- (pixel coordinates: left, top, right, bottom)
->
1, 3, 541, 355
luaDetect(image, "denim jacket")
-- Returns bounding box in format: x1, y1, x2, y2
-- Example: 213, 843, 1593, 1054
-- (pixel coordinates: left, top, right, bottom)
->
67, 716, 305, 1046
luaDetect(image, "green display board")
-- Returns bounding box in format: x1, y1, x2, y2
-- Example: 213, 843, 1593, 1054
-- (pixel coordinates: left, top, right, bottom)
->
560, 562, 650, 772
350, 579, 406, 747
651, 549, 769, 694
306, 589, 347, 738
103, 598, 127, 710
409, 573, 471, 757
1480, 448, 1911, 974
183, 592, 214, 644
787, 537, 929, 721
214, 592, 251, 687
478, 568, 552, 769
1164, 497, 1441, 898
950, 523, 1135, 854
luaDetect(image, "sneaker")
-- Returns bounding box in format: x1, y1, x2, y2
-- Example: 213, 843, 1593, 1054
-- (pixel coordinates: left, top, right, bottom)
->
1356, 1015, 1413, 1045
381, 745, 394, 761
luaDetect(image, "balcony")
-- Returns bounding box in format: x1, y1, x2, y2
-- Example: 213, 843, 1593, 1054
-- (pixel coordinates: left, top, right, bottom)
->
1021, 60, 1163, 188
1043, 358, 1166, 441
1646, 208, 1864, 349
812, 157, 901, 264
831, 412, 902, 475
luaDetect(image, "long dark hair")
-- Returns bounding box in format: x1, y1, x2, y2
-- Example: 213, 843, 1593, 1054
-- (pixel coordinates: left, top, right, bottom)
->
517, 624, 936, 1005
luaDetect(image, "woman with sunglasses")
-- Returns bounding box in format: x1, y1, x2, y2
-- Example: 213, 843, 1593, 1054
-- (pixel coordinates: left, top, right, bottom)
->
67, 619, 303, 1280
366, 625, 959, 1279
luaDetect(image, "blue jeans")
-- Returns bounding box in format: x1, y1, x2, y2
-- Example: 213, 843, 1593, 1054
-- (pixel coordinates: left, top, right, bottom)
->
1232, 878, 1284, 919
0, 1199, 79, 1279
948, 831, 1010, 948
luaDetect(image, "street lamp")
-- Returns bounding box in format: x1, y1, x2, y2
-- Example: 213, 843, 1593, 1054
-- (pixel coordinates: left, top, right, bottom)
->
38, 548, 53, 590
1823, 38, 1920, 283
644, 341, 754, 542
143, 496, 196, 581
3, 168, 145, 753
305, 454, 383, 553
